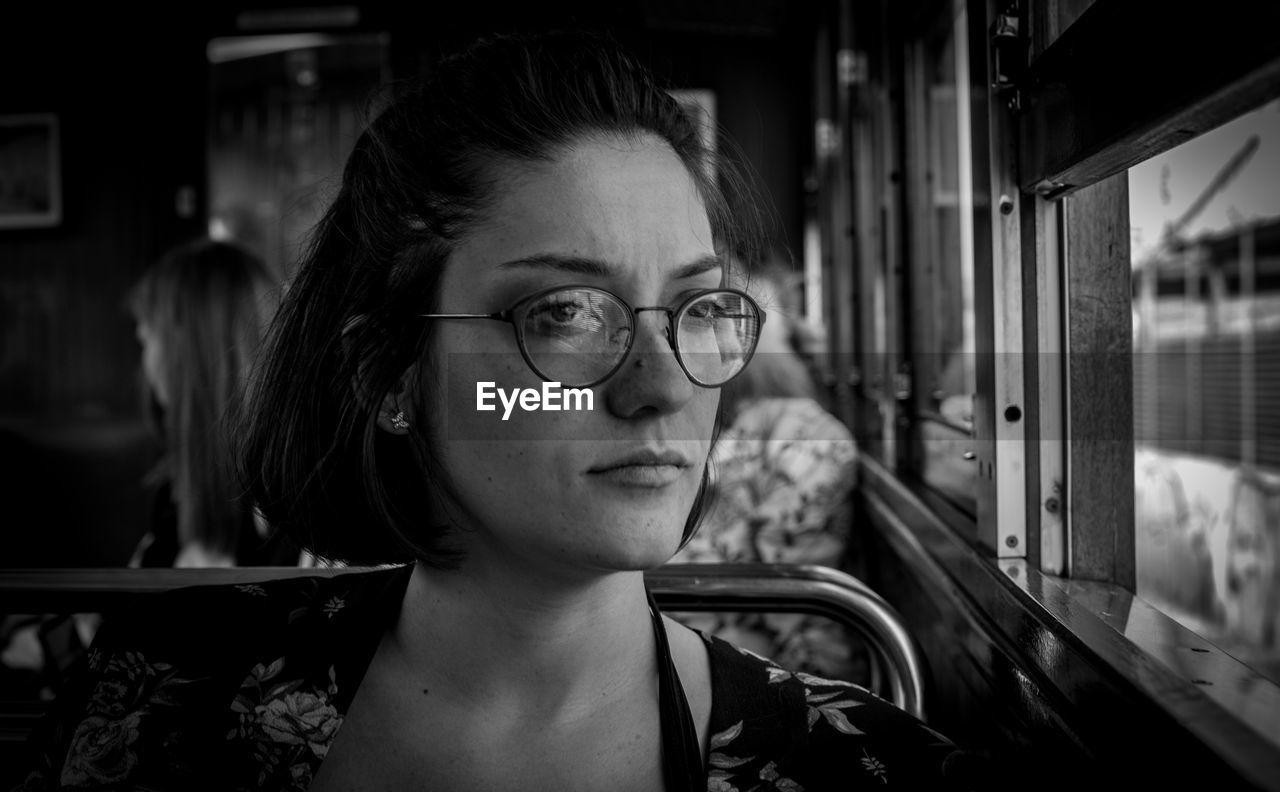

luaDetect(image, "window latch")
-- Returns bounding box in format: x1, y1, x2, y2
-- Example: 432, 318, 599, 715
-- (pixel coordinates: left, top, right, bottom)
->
990, 3, 1026, 112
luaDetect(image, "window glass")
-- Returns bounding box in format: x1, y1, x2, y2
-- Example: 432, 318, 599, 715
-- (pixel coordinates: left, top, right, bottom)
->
908, 9, 976, 512
207, 33, 390, 283
1130, 98, 1280, 683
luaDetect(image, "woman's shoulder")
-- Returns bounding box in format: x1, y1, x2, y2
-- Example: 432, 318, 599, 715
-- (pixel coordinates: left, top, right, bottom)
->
701, 632, 987, 790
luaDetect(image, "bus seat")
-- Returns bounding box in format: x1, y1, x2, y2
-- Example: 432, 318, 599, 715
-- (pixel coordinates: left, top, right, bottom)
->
0, 561, 926, 764
649, 563, 926, 719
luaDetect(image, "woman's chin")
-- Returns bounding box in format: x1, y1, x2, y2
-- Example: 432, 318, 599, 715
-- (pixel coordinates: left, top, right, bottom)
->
574, 525, 687, 573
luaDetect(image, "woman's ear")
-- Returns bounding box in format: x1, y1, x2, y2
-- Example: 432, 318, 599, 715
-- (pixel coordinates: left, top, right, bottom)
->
343, 314, 416, 436
375, 382, 414, 435
373, 359, 419, 435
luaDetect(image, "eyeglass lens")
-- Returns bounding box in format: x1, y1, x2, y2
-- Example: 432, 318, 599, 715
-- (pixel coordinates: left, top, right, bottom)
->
518, 288, 759, 386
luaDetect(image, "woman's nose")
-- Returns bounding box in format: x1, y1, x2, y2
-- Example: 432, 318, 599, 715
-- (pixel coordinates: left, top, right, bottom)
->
603, 311, 696, 418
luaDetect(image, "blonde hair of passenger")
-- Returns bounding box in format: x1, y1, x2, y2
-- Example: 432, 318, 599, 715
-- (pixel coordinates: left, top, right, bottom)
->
129, 238, 277, 560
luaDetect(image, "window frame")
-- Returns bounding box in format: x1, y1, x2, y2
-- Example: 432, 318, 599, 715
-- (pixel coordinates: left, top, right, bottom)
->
862, 0, 1280, 774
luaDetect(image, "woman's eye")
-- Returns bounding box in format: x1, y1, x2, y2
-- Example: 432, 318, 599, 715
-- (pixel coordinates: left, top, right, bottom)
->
529, 297, 597, 336
688, 298, 731, 320
550, 302, 580, 322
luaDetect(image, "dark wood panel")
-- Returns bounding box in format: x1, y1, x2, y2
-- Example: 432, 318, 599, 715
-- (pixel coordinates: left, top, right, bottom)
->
1064, 173, 1134, 585
0, 417, 156, 567
1018, 0, 1280, 197
0, 10, 210, 422
1027, 0, 1098, 62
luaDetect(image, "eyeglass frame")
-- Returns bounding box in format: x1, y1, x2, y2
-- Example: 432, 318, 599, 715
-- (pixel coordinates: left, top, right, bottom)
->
418, 284, 767, 389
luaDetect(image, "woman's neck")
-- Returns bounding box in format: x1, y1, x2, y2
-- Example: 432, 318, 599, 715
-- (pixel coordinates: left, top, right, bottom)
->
390, 560, 657, 718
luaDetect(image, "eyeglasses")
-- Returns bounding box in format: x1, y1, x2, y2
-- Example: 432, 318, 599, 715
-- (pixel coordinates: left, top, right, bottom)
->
419, 285, 765, 388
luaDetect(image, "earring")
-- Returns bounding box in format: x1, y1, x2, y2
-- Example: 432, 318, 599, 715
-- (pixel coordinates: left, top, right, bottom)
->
391, 411, 410, 430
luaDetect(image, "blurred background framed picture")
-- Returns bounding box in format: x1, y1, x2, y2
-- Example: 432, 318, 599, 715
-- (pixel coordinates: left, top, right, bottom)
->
0, 113, 61, 229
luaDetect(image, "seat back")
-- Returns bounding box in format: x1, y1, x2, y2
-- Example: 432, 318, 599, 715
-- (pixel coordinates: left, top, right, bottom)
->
0, 561, 926, 763
650, 562, 925, 718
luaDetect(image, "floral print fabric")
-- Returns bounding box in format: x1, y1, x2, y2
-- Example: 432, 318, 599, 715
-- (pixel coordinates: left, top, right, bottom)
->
10, 572, 388, 792
9, 565, 980, 791
227, 658, 342, 789
699, 642, 977, 790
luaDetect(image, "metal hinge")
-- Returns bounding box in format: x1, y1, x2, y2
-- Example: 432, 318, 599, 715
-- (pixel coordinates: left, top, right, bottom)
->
990, 3, 1025, 113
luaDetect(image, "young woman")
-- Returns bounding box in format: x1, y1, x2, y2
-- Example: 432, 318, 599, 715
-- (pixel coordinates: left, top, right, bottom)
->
128, 238, 299, 568
13, 30, 983, 792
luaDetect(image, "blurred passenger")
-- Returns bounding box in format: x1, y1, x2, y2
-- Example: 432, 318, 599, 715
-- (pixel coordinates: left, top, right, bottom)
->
670, 252, 861, 679
127, 237, 298, 567
1212, 467, 1280, 647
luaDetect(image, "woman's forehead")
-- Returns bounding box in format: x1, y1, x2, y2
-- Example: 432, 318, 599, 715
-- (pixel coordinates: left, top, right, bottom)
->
450, 135, 717, 289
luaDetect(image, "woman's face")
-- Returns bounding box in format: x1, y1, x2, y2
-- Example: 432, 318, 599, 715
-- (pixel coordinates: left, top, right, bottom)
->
135, 321, 168, 407
420, 133, 721, 576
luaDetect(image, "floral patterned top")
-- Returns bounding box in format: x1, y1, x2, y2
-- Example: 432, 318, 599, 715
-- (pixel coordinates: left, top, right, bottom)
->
8, 565, 984, 791
672, 397, 862, 680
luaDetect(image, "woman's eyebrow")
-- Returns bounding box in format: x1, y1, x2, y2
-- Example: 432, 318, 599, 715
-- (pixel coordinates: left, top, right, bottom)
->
496, 253, 611, 276
495, 253, 723, 279
671, 254, 723, 280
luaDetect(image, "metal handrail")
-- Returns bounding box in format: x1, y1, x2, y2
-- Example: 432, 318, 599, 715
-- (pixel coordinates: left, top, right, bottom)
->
648, 563, 925, 719
0, 562, 925, 719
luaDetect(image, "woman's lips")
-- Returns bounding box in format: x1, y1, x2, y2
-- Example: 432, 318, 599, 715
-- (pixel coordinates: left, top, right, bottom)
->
589, 463, 685, 487
587, 448, 692, 488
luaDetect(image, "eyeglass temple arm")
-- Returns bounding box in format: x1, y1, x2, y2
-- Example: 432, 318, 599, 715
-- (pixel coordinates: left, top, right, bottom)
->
417, 312, 508, 320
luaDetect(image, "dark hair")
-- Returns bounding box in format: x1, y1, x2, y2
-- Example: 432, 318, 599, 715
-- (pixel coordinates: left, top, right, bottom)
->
237, 29, 765, 566
131, 237, 277, 557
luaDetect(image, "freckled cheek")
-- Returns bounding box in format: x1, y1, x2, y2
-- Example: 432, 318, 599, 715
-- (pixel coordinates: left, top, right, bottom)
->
450, 429, 583, 520
688, 389, 721, 448
429, 337, 587, 487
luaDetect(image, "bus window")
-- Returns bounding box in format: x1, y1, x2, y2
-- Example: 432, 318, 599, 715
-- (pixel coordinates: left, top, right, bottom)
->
905, 7, 976, 513
1129, 97, 1280, 684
